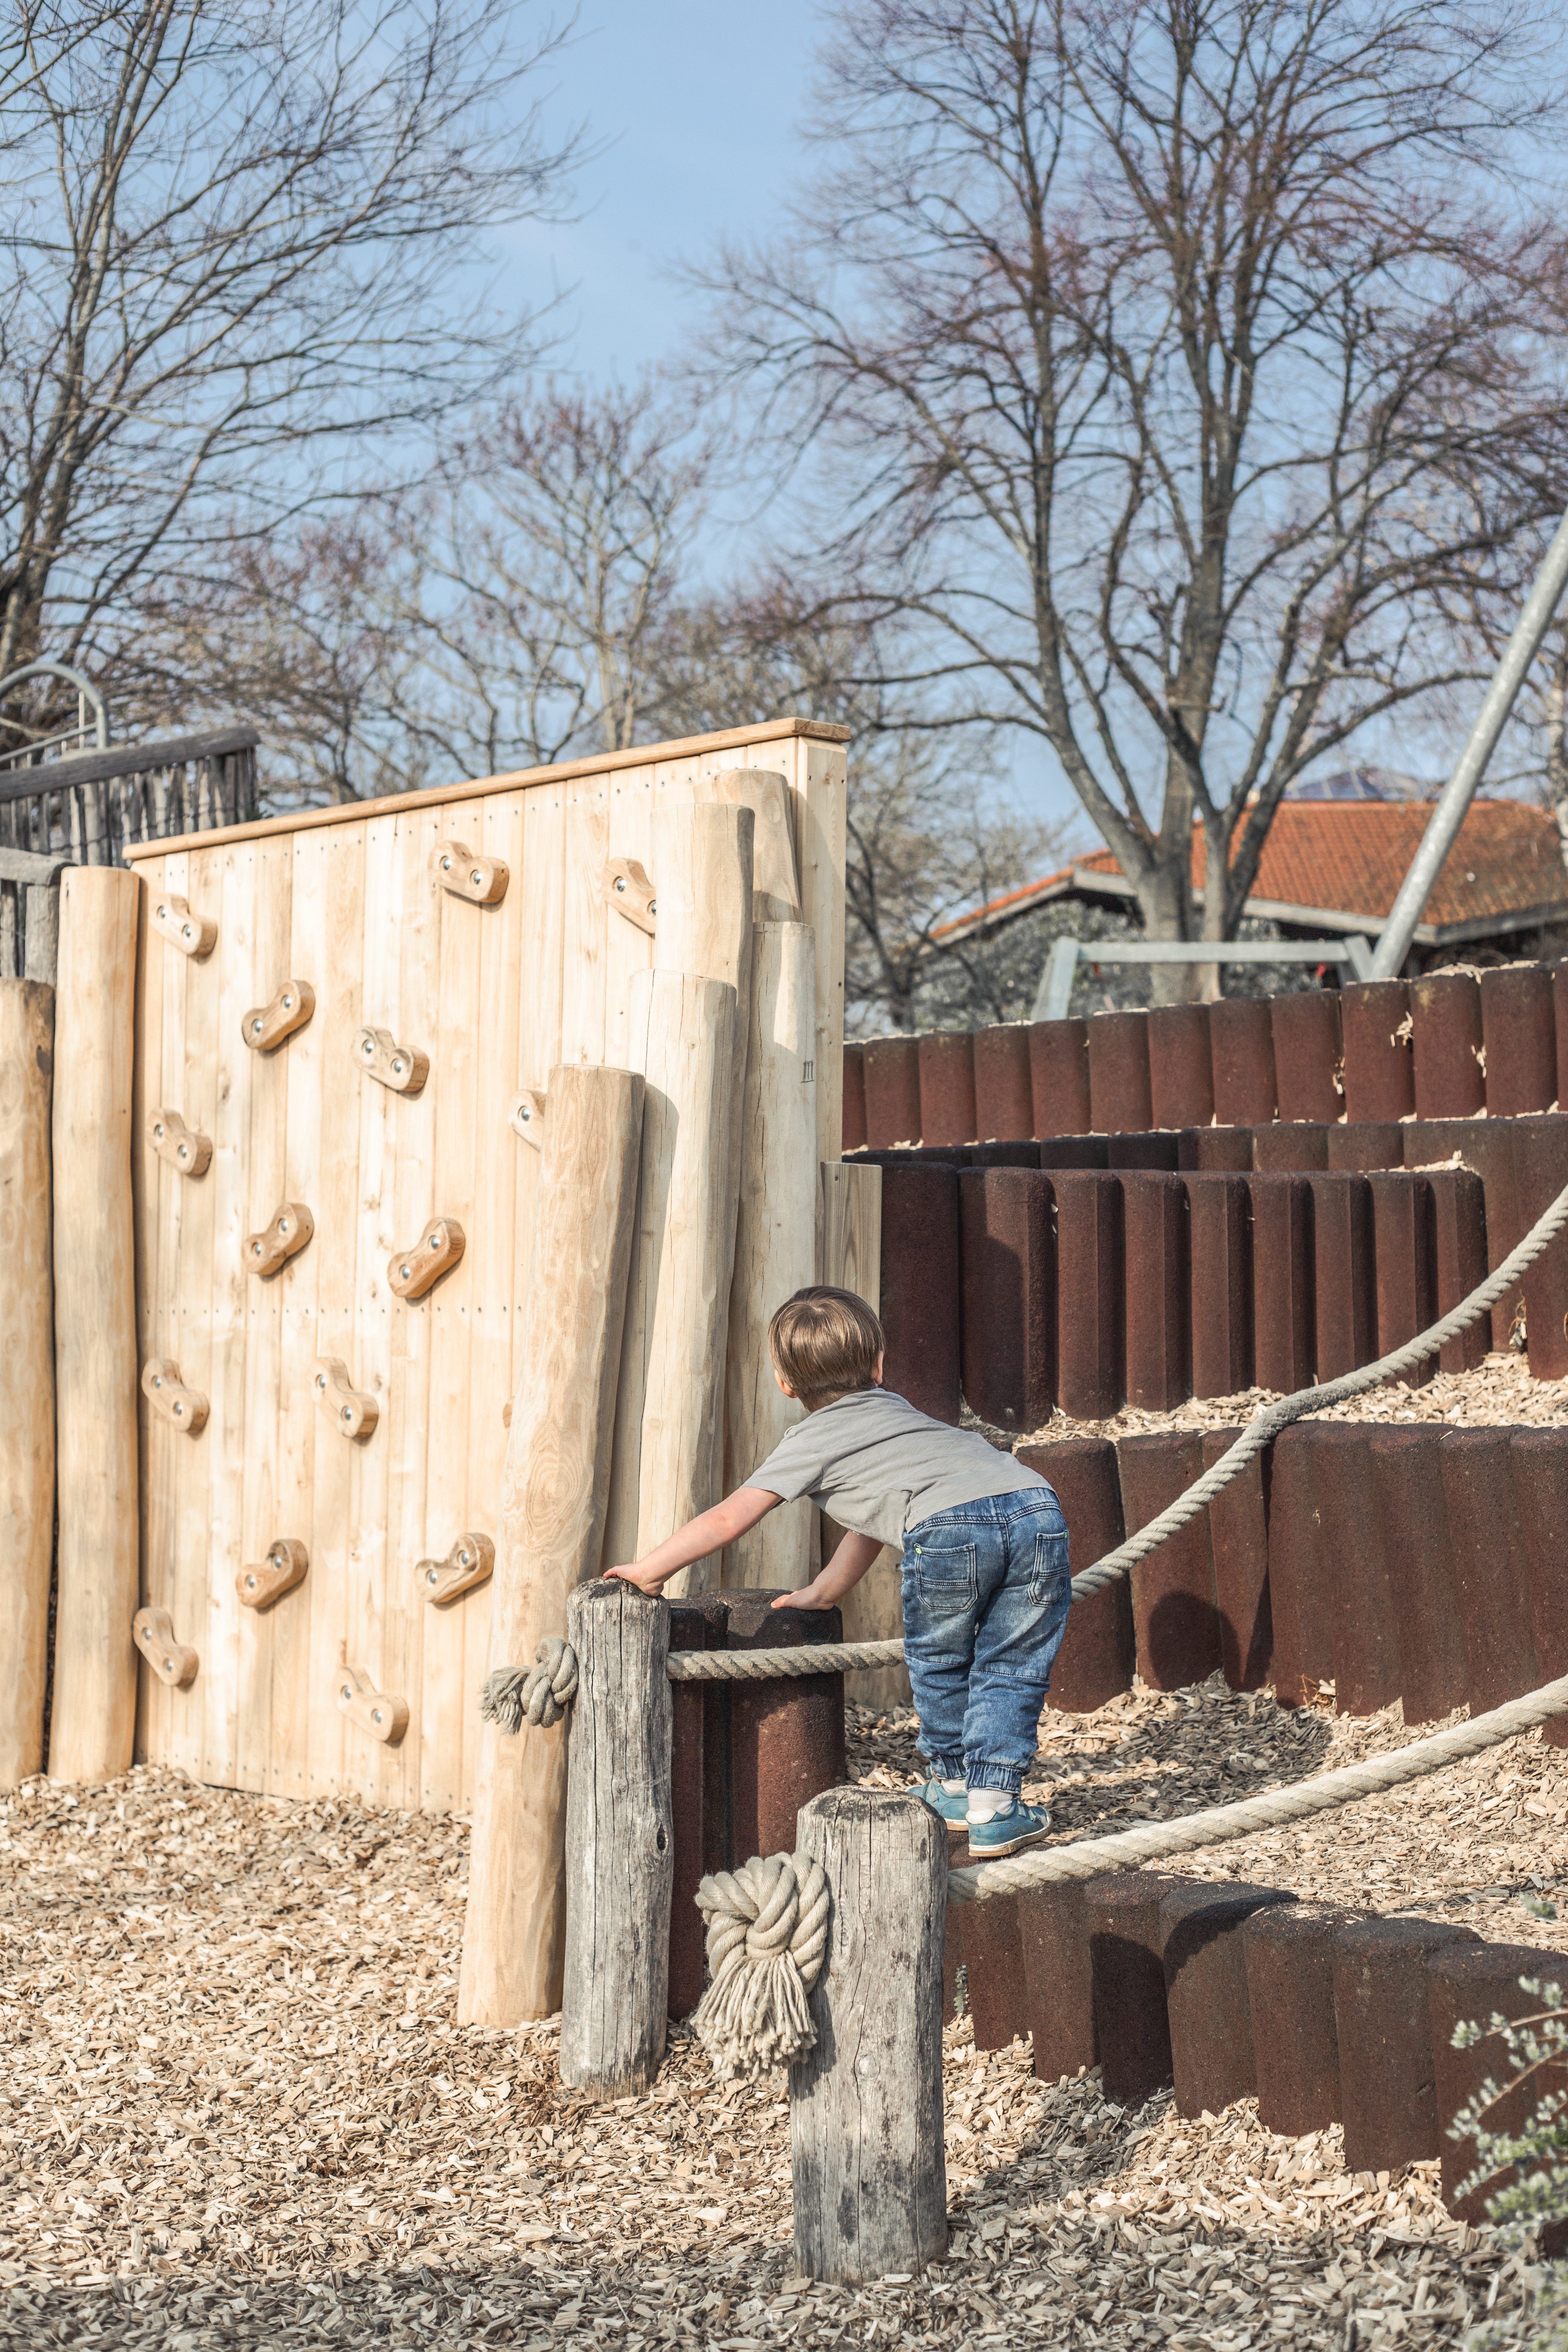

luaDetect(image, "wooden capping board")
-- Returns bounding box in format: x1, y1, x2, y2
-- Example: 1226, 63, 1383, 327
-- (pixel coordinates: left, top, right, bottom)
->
129, 726, 848, 1807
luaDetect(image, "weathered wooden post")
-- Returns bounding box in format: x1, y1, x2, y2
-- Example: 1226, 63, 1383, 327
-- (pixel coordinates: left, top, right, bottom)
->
459, 1063, 644, 2028
0, 980, 56, 1787
49, 865, 139, 1785
560, 1578, 674, 2095
791, 1788, 948, 2283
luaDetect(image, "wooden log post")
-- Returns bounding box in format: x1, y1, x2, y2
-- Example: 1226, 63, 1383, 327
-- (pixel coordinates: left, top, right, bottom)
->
560, 1578, 674, 2096
724, 921, 819, 1588
603, 971, 740, 1594
49, 867, 139, 1785
693, 768, 801, 920
791, 1788, 948, 2283
0, 981, 56, 1787
651, 796, 755, 1267
458, 1063, 645, 2028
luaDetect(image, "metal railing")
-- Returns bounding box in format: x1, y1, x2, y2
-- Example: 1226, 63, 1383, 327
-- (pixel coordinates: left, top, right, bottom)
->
1032, 933, 1374, 1021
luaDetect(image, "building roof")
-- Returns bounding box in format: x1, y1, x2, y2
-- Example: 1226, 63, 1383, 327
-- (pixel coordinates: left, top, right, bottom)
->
940, 798, 1568, 950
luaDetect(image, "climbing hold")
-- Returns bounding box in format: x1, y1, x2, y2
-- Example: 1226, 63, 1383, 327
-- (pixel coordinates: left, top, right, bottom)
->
335, 1663, 409, 1746
508, 1089, 546, 1148
147, 1108, 212, 1178
149, 893, 217, 959
242, 980, 315, 1053
432, 838, 508, 905
387, 1216, 466, 1300
141, 1357, 208, 1435
245, 1201, 315, 1279
312, 1355, 378, 1440
602, 854, 657, 936
479, 1637, 579, 1731
236, 1538, 309, 1610
132, 1606, 199, 1688
419, 1531, 495, 1605
353, 1024, 429, 1095
691, 1850, 831, 2079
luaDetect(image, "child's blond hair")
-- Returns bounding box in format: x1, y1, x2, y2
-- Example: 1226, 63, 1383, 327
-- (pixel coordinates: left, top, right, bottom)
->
767, 1286, 885, 1412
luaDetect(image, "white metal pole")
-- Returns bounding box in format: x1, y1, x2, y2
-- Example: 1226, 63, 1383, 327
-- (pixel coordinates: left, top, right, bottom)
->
1369, 509, 1568, 981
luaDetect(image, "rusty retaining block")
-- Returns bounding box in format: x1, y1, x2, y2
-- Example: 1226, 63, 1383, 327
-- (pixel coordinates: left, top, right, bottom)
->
1252, 1122, 1328, 1173
1512, 1114, 1568, 1381
863, 1035, 923, 1147
1107, 1132, 1180, 1171
1116, 1429, 1222, 1690
972, 1023, 1034, 1143
1325, 1119, 1404, 1173
1030, 1018, 1091, 1138
1018, 1437, 1135, 1713
1184, 1173, 1253, 1398
1426, 1165, 1489, 1374
1340, 980, 1415, 1124
1054, 1172, 1125, 1419
1367, 1426, 1468, 1727
1410, 971, 1485, 1119
1368, 1170, 1438, 1387
1244, 1902, 1367, 2138
959, 1168, 1055, 1432
1301, 1424, 1401, 1716
1121, 1171, 1190, 1412
1508, 1427, 1568, 1748
1406, 1114, 1526, 1352
1265, 1423, 1334, 1708
1161, 1882, 1297, 2119
1087, 1872, 1181, 2108
1272, 989, 1344, 1125
1557, 962, 1568, 1109
1305, 1171, 1374, 1381
1481, 965, 1556, 1117
1247, 1173, 1314, 1395
919, 1030, 978, 1148
965, 1889, 1031, 2052
1334, 1917, 1480, 2175
723, 1591, 847, 1867
1018, 1880, 1096, 2082
1177, 1125, 1254, 1171
1430, 1940, 1568, 2230
1202, 1425, 1271, 1692
1210, 999, 1278, 1129
879, 1164, 962, 1423
668, 1596, 730, 2017
1147, 1004, 1214, 1133
842, 1043, 868, 1154
971, 1141, 1041, 1169
1087, 1011, 1154, 1135
1040, 1135, 1110, 1170
1439, 1426, 1540, 1715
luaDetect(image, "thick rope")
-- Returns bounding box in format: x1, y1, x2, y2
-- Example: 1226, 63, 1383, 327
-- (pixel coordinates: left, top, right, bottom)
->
691, 1850, 830, 2078
947, 1669, 1568, 1905
478, 1637, 579, 1733
667, 1637, 905, 1681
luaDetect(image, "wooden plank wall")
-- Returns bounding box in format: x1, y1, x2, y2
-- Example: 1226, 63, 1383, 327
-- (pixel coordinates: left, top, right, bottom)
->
128, 722, 848, 1810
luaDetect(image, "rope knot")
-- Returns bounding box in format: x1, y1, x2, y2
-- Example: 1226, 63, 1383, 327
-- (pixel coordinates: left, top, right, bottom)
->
478, 1638, 579, 1734
691, 1850, 830, 2080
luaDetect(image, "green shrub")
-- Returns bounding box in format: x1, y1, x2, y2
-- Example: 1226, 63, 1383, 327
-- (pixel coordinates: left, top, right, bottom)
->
1450, 1974, 1568, 2344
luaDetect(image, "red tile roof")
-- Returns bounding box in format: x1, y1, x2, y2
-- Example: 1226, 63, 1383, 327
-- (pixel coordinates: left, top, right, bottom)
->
944, 800, 1568, 942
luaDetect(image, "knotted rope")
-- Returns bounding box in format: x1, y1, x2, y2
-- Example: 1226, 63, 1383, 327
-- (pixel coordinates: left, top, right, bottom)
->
478, 1638, 579, 1733
691, 1850, 831, 2078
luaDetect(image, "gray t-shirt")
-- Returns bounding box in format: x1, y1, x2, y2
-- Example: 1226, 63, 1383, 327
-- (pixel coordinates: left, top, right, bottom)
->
745, 1386, 1049, 1548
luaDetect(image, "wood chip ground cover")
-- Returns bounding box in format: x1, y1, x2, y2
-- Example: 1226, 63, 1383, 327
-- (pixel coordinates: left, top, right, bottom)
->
4, 1667, 1566, 2349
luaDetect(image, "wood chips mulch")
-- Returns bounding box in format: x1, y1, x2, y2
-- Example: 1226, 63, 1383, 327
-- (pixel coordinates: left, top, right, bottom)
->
3, 1662, 1566, 2348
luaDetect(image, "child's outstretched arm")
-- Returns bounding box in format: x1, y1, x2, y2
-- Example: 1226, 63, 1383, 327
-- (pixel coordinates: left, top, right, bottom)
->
607, 1487, 780, 1595
772, 1528, 882, 1612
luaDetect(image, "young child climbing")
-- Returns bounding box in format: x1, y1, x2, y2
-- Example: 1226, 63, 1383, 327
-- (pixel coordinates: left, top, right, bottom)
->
607, 1285, 1072, 1857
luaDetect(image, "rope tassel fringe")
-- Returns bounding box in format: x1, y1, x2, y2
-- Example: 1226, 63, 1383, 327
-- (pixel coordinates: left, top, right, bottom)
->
692, 1851, 830, 2079
479, 1637, 579, 1734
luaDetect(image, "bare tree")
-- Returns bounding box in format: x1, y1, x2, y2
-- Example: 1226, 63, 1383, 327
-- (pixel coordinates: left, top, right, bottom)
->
700, 0, 1568, 993
0, 0, 582, 729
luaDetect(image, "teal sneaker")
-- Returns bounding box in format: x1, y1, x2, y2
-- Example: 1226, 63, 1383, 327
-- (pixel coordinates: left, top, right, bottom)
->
916, 1779, 969, 1825
965, 1799, 1051, 1859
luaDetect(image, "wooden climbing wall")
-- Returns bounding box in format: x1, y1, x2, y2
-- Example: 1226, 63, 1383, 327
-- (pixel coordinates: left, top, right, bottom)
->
126, 720, 848, 1811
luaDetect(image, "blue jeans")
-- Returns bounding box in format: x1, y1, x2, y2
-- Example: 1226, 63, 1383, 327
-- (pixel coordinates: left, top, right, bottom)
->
900, 1488, 1072, 1795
